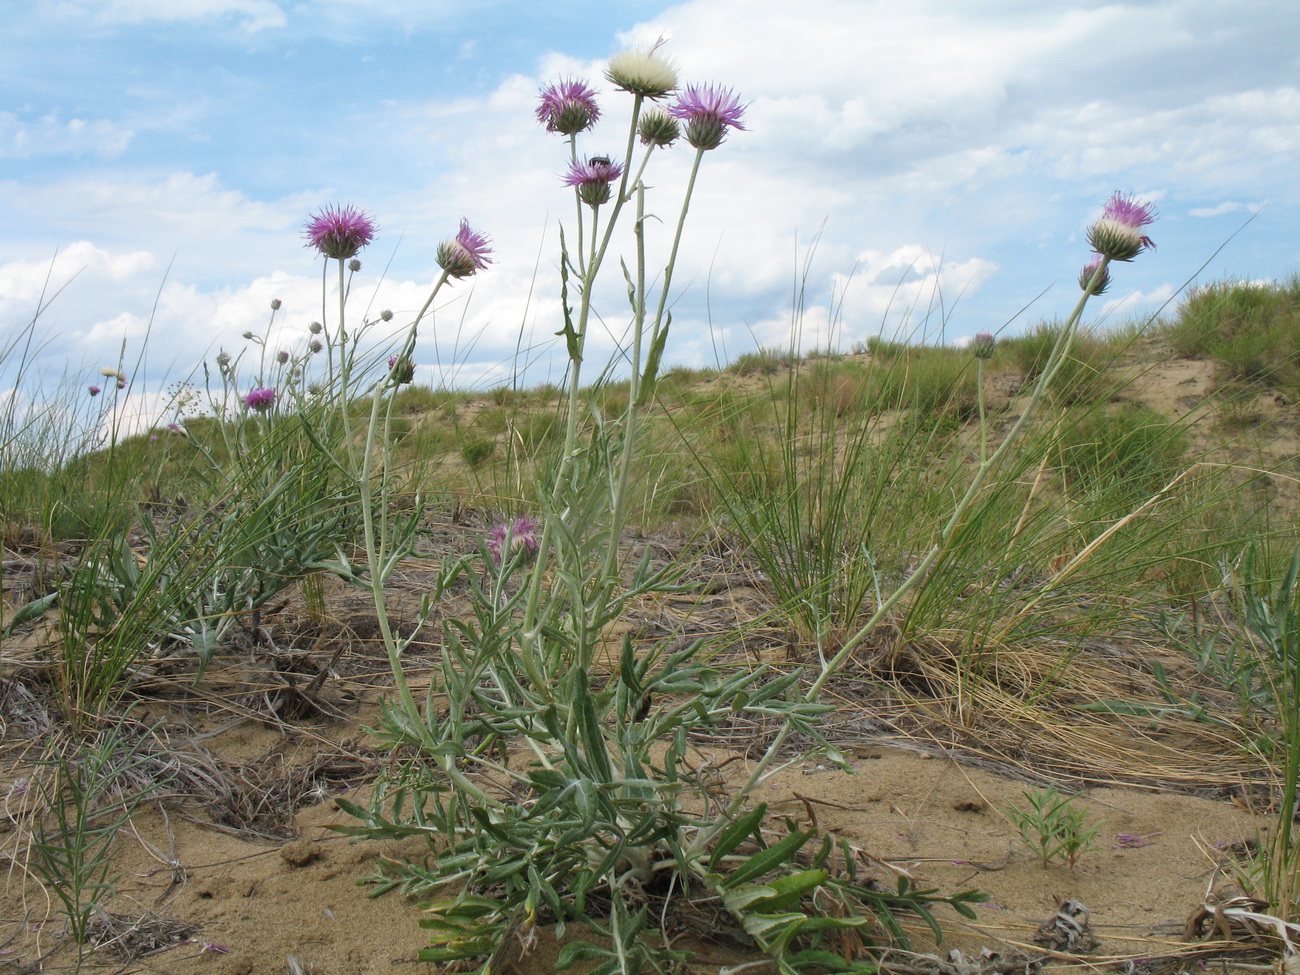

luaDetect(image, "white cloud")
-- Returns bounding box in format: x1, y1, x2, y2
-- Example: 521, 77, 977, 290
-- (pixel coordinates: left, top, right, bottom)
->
1099, 284, 1177, 321
0, 112, 134, 159
64, 0, 288, 30
1189, 202, 1244, 218
0, 241, 154, 305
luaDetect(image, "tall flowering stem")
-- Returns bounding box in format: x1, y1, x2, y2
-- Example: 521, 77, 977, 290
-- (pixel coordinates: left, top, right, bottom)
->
520, 84, 670, 673
635, 144, 706, 408
695, 198, 1152, 849
357, 220, 492, 746
304, 205, 376, 463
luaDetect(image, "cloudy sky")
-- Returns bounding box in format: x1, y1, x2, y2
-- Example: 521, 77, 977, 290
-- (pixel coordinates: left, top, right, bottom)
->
3, 0, 1297, 409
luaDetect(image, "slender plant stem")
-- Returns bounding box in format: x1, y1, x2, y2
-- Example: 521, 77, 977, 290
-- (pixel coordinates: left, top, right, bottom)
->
642, 146, 706, 386
357, 270, 451, 739
519, 103, 648, 662
694, 258, 1114, 844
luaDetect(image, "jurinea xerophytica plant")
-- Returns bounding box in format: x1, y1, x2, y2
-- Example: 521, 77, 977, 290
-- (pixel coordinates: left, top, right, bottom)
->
328, 44, 1034, 975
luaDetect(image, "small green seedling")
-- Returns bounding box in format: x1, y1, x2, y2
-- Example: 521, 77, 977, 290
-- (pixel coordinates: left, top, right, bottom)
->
1006, 786, 1099, 869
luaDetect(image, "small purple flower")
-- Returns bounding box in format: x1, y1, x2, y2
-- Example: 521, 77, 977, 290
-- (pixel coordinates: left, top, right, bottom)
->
348, 258, 362, 272
537, 78, 602, 135
304, 204, 376, 261
244, 387, 276, 412
562, 156, 624, 207
116, 379, 126, 390
276, 350, 290, 364
388, 355, 415, 384
1078, 254, 1112, 295
309, 339, 323, 354
668, 84, 747, 150
487, 516, 540, 565
436, 220, 494, 279
1086, 192, 1157, 262
88, 385, 101, 396
167, 422, 187, 437
309, 321, 323, 335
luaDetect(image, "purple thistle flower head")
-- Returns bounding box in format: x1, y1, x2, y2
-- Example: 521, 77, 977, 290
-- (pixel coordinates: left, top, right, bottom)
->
303, 204, 376, 261
668, 84, 747, 150
537, 78, 602, 135
388, 355, 415, 384
437, 219, 494, 279
1079, 253, 1112, 295
276, 350, 290, 364
167, 422, 188, 437
244, 386, 276, 412
563, 156, 624, 207
1086, 192, 1157, 262
487, 516, 540, 565
88, 385, 101, 397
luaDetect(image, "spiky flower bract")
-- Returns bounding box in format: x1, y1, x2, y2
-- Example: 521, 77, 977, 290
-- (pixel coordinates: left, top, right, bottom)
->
638, 107, 679, 147
669, 84, 747, 150
971, 333, 997, 360
1086, 193, 1156, 262
537, 78, 601, 135
563, 156, 624, 207
487, 516, 540, 565
605, 42, 678, 98
437, 220, 493, 279
1078, 254, 1112, 295
244, 387, 276, 412
303, 204, 376, 261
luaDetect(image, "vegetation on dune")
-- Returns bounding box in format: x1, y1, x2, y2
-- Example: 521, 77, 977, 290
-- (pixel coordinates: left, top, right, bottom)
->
6, 49, 1300, 973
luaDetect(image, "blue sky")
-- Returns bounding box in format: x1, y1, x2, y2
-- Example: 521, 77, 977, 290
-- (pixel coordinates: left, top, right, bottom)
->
3, 0, 1298, 417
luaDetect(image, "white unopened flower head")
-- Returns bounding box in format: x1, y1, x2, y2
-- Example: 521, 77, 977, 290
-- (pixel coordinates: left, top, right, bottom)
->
605, 40, 678, 99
